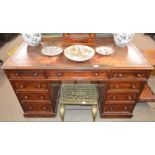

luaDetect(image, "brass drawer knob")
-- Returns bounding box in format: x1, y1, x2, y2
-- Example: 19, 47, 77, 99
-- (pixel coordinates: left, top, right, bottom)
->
43, 106, 47, 110
94, 73, 99, 76
24, 95, 28, 99
20, 84, 24, 88
40, 95, 44, 99
128, 96, 132, 100
137, 73, 142, 78
57, 72, 63, 77
33, 72, 38, 77
112, 96, 116, 100
131, 84, 136, 89
118, 73, 123, 77
124, 106, 128, 110
28, 106, 32, 110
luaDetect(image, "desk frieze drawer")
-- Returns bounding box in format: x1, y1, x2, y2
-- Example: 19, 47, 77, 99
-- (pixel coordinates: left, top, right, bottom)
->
46, 70, 108, 79
106, 92, 138, 101
103, 104, 135, 113
5, 70, 46, 79
21, 102, 53, 113
108, 81, 144, 90
17, 92, 50, 101
111, 70, 150, 79
12, 81, 48, 91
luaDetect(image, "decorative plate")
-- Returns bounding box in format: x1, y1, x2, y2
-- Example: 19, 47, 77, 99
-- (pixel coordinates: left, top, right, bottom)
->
64, 45, 95, 61
41, 46, 63, 56
96, 46, 113, 56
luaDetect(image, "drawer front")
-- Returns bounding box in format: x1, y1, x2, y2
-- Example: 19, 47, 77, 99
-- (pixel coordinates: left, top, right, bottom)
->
17, 92, 50, 101
21, 102, 52, 112
111, 70, 149, 79
12, 81, 48, 91
103, 104, 135, 113
6, 70, 45, 79
108, 81, 143, 90
106, 92, 138, 101
46, 70, 108, 79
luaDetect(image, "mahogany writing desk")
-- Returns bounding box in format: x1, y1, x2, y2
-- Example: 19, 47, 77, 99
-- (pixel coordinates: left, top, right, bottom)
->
2, 37, 154, 118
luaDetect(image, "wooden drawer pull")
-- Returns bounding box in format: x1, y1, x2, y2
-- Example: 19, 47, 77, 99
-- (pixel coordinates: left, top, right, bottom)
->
33, 72, 38, 77
15, 72, 19, 76
110, 107, 113, 111
20, 84, 24, 88
40, 95, 44, 99
137, 73, 142, 78
131, 84, 136, 89
24, 95, 28, 99
43, 106, 47, 110
37, 84, 41, 88
94, 73, 99, 76
124, 106, 128, 110
128, 96, 132, 100
112, 96, 116, 100
114, 85, 119, 88
28, 106, 32, 110
57, 72, 63, 77
118, 73, 123, 77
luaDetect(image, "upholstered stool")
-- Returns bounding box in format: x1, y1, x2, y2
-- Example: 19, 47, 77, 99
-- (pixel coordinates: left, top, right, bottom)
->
59, 84, 98, 122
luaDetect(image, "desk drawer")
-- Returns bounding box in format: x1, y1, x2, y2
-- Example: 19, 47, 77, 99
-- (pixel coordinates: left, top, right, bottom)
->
12, 81, 48, 91
21, 102, 53, 113
108, 81, 143, 90
111, 70, 149, 79
106, 92, 138, 101
17, 92, 50, 101
6, 70, 45, 79
46, 70, 108, 79
103, 104, 135, 113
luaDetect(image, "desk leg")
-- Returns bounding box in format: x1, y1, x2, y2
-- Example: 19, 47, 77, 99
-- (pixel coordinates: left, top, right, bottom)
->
92, 105, 97, 122
59, 104, 65, 122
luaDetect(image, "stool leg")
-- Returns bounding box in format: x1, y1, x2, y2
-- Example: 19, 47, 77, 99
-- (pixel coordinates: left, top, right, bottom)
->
92, 105, 97, 122
59, 104, 65, 122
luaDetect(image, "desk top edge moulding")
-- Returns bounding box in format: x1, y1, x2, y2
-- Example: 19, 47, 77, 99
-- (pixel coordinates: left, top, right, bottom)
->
2, 33, 155, 119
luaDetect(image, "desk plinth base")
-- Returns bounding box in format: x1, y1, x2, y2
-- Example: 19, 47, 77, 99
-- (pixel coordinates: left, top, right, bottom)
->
100, 113, 133, 118
23, 112, 56, 117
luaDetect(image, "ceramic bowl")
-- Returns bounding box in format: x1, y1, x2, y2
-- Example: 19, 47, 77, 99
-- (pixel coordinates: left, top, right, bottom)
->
113, 33, 134, 47
21, 33, 41, 46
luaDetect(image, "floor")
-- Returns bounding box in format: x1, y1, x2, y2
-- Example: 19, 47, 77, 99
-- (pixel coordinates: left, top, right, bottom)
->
0, 33, 155, 122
